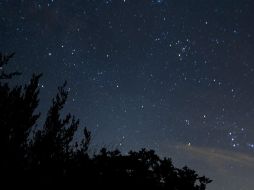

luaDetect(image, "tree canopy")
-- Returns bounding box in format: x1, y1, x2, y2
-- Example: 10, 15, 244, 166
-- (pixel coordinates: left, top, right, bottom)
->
0, 53, 212, 189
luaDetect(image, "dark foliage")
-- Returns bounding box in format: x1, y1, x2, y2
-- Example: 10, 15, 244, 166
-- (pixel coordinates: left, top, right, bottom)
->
0, 53, 21, 79
0, 53, 212, 189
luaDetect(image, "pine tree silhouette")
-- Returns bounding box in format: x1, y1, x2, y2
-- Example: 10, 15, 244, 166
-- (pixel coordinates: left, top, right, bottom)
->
0, 53, 41, 184
0, 52, 212, 189
30, 81, 81, 184
0, 53, 21, 79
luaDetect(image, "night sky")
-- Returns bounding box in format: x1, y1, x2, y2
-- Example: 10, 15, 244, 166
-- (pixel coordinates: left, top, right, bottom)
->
1, 0, 254, 189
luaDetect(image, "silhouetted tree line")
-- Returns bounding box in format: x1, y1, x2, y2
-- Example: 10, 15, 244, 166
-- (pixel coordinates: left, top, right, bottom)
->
0, 53, 212, 189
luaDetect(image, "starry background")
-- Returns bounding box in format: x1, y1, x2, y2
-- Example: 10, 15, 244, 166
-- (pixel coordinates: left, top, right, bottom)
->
1, 0, 254, 189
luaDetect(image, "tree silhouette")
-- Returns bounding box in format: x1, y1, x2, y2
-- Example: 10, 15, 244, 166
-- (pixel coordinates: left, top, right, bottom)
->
0, 53, 41, 183
29, 81, 90, 185
0, 52, 212, 189
0, 53, 21, 79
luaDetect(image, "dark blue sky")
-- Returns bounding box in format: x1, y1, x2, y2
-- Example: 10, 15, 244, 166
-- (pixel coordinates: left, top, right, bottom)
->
1, 0, 254, 189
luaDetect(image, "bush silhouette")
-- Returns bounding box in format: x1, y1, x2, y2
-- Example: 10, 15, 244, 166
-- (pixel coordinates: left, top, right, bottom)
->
0, 53, 212, 189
